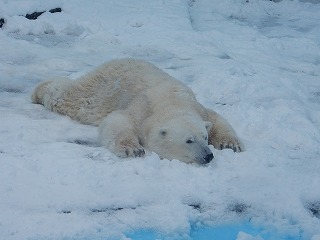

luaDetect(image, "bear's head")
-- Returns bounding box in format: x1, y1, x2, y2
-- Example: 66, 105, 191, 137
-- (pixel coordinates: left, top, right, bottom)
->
147, 116, 214, 164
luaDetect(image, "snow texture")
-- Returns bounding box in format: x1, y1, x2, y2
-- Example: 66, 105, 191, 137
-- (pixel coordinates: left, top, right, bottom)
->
0, 0, 320, 239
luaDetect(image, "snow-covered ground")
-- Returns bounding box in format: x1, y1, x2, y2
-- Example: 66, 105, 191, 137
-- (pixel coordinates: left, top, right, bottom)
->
0, 0, 320, 239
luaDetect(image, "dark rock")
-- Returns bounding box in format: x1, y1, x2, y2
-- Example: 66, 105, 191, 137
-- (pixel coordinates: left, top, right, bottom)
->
25, 11, 46, 20
228, 203, 250, 214
25, 8, 62, 20
0, 18, 5, 28
49, 8, 62, 14
60, 207, 133, 214
61, 210, 71, 214
189, 203, 201, 211
91, 207, 124, 213
305, 201, 320, 218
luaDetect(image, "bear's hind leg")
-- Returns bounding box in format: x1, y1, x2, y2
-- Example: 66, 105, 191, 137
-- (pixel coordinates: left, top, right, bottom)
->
31, 78, 76, 117
31, 80, 53, 104
98, 111, 145, 158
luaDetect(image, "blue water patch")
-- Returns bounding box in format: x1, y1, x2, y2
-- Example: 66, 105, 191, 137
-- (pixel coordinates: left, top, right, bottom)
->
127, 223, 301, 240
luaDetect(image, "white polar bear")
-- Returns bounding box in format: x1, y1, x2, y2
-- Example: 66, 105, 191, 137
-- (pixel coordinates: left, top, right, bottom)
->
32, 58, 243, 164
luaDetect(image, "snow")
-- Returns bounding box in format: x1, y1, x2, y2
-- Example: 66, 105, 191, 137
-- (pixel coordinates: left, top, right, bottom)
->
0, 0, 320, 239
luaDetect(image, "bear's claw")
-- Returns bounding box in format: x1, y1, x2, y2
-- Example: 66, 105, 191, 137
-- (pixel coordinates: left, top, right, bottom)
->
133, 148, 145, 157
117, 144, 145, 158
220, 142, 242, 152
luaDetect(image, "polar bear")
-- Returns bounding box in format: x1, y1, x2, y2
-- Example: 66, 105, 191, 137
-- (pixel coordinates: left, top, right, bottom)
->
32, 58, 243, 164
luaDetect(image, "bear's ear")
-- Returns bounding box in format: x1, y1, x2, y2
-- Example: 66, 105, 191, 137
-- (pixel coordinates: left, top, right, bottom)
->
159, 129, 167, 138
204, 121, 212, 132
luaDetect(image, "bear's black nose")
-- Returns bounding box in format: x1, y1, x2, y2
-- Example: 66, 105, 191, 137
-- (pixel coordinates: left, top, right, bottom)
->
204, 153, 214, 163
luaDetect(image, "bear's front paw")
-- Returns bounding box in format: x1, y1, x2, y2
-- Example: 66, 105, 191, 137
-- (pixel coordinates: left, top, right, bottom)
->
113, 143, 145, 158
219, 141, 242, 152
215, 136, 244, 153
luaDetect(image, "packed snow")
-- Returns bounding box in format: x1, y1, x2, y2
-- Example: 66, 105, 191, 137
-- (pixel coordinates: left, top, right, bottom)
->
0, 0, 320, 239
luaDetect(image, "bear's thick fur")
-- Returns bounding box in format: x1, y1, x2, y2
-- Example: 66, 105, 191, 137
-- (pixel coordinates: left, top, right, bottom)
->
32, 58, 243, 164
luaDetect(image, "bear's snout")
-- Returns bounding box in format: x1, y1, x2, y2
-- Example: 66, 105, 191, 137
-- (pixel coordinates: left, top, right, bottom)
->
196, 147, 214, 164
204, 153, 214, 163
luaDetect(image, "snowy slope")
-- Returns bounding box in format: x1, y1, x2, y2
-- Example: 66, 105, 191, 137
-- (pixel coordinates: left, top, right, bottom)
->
0, 0, 320, 239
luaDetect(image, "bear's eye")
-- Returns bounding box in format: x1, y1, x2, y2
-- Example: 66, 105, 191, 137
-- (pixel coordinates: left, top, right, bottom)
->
204, 136, 208, 140
186, 138, 194, 144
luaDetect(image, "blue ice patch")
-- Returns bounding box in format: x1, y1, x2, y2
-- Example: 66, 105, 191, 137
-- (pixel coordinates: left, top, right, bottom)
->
127, 222, 301, 240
